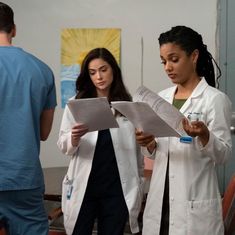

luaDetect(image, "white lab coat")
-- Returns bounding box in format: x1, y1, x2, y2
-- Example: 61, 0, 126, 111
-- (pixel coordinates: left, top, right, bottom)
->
57, 103, 144, 235
142, 78, 232, 235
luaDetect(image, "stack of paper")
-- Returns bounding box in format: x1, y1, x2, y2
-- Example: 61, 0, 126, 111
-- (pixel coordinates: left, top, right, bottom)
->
133, 86, 186, 136
67, 97, 119, 132
111, 86, 186, 138
66, 86, 186, 138
111, 101, 181, 137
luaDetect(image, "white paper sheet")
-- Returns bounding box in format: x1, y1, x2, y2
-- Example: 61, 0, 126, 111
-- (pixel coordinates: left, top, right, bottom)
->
111, 101, 181, 137
67, 97, 119, 132
133, 86, 186, 136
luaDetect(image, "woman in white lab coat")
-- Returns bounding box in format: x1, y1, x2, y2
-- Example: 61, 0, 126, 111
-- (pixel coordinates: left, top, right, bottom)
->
136, 26, 232, 235
57, 48, 144, 235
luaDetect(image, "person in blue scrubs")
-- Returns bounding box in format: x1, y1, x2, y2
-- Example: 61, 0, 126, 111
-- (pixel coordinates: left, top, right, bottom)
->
0, 2, 57, 234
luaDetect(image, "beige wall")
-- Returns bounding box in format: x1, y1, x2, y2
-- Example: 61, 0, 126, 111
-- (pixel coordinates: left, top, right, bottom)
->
5, 0, 218, 167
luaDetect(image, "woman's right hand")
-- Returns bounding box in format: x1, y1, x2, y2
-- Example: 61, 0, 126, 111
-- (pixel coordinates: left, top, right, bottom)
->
71, 123, 89, 147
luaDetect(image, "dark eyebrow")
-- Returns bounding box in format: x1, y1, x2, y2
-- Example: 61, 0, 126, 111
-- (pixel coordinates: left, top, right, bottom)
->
167, 52, 178, 57
160, 53, 178, 60
89, 64, 107, 71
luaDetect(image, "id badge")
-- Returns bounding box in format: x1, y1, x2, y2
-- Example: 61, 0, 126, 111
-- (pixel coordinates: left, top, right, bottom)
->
180, 136, 193, 143
67, 184, 73, 200
65, 176, 73, 200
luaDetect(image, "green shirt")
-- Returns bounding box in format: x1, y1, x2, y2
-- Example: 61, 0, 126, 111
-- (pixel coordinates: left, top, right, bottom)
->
173, 99, 187, 110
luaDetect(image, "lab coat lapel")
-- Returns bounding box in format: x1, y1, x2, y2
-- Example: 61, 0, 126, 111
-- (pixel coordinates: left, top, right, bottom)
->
180, 78, 209, 114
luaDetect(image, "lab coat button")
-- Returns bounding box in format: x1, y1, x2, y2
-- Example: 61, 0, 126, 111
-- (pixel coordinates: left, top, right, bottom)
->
170, 174, 174, 178
170, 197, 174, 201
170, 221, 174, 226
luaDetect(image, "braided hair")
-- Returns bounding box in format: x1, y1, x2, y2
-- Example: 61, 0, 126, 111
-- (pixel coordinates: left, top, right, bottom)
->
158, 26, 221, 88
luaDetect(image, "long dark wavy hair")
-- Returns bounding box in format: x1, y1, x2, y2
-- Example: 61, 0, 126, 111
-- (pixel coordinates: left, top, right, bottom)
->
158, 25, 221, 88
75, 47, 132, 102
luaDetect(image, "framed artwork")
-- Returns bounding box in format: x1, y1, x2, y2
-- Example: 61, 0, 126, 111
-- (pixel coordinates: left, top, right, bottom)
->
60, 28, 121, 108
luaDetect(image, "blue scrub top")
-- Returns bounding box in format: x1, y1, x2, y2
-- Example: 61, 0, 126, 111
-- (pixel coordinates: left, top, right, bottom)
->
0, 46, 57, 190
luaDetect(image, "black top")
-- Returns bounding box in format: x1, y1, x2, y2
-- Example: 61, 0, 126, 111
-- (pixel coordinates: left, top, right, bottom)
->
85, 129, 123, 198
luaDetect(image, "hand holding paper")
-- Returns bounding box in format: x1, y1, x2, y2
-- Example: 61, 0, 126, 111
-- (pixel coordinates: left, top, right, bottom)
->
71, 123, 89, 146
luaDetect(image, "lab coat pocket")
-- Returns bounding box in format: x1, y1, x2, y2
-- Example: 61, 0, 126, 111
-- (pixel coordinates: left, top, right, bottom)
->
187, 198, 224, 235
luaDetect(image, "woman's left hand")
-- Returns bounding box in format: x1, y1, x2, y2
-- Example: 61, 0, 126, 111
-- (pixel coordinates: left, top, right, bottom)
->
182, 118, 209, 146
135, 129, 157, 153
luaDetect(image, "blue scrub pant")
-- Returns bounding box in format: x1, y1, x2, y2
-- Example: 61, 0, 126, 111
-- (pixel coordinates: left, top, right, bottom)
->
0, 187, 48, 235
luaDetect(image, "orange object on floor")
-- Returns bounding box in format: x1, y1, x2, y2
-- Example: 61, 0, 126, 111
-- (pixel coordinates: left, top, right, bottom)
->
0, 229, 6, 235
49, 230, 66, 235
0, 220, 6, 235
222, 174, 235, 235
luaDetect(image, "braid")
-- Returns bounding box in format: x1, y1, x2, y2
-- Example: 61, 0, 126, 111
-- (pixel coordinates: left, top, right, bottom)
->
196, 43, 223, 88
196, 44, 215, 87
